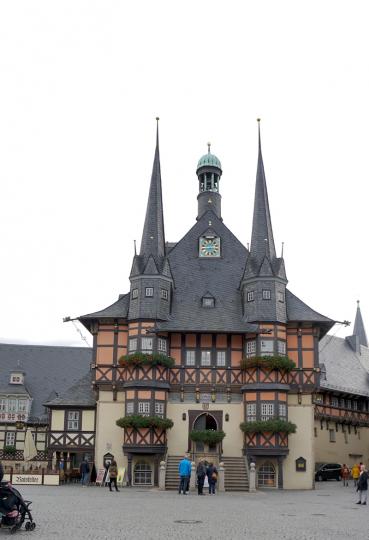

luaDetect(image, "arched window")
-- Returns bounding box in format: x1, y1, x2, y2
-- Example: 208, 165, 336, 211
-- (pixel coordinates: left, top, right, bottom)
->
134, 462, 152, 485
258, 462, 276, 487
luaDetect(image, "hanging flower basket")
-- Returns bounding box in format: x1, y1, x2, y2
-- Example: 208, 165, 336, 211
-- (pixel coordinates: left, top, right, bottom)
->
240, 356, 295, 372
119, 353, 175, 369
189, 430, 226, 444
240, 419, 297, 434
116, 415, 174, 430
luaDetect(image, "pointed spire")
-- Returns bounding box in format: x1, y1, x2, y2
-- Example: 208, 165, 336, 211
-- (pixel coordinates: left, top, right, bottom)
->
353, 300, 368, 347
249, 119, 276, 264
139, 118, 165, 263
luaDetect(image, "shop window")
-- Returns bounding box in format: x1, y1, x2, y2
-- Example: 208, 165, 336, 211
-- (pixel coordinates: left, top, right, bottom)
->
134, 462, 152, 485
258, 462, 276, 487
186, 350, 195, 366
67, 411, 79, 430
201, 351, 211, 366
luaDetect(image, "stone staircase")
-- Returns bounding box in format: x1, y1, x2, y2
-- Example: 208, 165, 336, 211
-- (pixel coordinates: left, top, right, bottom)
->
165, 455, 182, 490
222, 456, 249, 491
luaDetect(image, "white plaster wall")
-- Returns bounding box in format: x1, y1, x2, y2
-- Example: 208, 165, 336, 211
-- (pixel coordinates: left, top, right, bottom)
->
284, 394, 315, 490
82, 409, 95, 432
314, 420, 369, 467
94, 390, 127, 470
51, 410, 64, 431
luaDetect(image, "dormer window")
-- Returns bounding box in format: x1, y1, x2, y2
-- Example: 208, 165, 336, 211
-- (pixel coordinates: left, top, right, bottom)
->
202, 297, 215, 308
10, 372, 24, 385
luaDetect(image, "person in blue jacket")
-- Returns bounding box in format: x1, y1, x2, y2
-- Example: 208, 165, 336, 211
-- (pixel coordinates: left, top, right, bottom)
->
178, 454, 192, 494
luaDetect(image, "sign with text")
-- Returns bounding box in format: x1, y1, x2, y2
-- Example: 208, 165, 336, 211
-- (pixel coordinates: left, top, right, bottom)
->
95, 468, 106, 485
13, 474, 42, 485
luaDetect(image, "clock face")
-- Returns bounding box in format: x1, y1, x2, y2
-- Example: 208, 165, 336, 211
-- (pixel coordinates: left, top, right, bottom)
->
199, 236, 220, 257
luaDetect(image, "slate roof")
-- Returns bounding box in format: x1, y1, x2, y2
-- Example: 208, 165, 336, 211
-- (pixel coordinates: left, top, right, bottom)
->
79, 293, 130, 322
286, 290, 334, 336
44, 372, 95, 408
354, 302, 368, 347
0, 343, 92, 422
319, 336, 369, 397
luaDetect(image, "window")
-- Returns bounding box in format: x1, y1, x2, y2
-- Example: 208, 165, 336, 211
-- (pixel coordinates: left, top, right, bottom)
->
216, 351, 226, 367
261, 403, 274, 420
158, 338, 167, 353
141, 337, 153, 353
126, 402, 134, 415
258, 462, 276, 487
8, 399, 17, 412
246, 403, 256, 422
340, 398, 345, 408
329, 429, 336, 442
129, 338, 138, 352
0, 399, 6, 412
279, 403, 287, 418
138, 402, 150, 415
11, 375, 21, 384
246, 341, 256, 358
18, 400, 27, 413
331, 397, 338, 407
160, 289, 168, 300
201, 351, 211, 366
155, 403, 164, 416
353, 401, 358, 411
67, 411, 79, 431
347, 399, 352, 409
278, 291, 284, 303
247, 291, 254, 302
260, 340, 274, 356
145, 287, 154, 297
134, 462, 152, 485
202, 297, 215, 308
277, 341, 286, 355
262, 289, 271, 300
5, 432, 16, 447
131, 288, 138, 299
314, 394, 323, 403
186, 351, 195, 366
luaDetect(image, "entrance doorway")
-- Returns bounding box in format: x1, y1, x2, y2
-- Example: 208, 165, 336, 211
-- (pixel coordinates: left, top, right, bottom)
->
192, 413, 220, 459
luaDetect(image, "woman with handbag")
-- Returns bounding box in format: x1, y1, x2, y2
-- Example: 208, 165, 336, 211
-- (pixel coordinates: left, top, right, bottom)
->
206, 462, 218, 495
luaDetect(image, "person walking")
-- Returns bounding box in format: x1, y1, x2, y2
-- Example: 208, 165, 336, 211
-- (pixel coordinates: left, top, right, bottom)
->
206, 462, 218, 495
108, 460, 120, 492
196, 459, 206, 495
356, 467, 368, 505
79, 458, 90, 487
352, 464, 360, 487
341, 464, 350, 487
178, 454, 191, 495
0, 460, 4, 483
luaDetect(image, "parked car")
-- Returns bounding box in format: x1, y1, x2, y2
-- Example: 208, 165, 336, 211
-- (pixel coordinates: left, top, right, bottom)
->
315, 463, 342, 482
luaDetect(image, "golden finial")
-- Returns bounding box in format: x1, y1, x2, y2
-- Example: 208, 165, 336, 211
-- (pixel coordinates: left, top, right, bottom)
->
207, 142, 211, 153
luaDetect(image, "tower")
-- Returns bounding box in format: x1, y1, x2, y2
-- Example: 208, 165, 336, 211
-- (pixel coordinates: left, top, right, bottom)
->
196, 143, 223, 220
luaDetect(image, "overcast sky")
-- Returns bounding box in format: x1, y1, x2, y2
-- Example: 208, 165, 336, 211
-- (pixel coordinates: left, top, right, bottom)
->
0, 1, 368, 348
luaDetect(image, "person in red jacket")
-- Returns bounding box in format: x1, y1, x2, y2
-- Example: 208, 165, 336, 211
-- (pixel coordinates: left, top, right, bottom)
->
341, 464, 350, 487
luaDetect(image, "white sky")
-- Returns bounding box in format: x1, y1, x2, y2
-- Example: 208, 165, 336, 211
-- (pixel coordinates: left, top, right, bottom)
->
0, 1, 368, 347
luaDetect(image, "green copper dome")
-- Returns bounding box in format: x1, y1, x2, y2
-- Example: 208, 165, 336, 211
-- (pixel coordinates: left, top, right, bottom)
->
196, 144, 222, 171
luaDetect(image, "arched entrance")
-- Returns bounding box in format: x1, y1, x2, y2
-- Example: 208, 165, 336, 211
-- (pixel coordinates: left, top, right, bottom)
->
192, 413, 220, 459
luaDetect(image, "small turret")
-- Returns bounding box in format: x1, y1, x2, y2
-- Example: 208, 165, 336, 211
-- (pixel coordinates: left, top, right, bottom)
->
196, 143, 222, 220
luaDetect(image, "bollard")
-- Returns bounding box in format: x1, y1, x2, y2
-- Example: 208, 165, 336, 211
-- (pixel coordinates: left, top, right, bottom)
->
159, 461, 166, 491
218, 462, 225, 492
189, 462, 196, 492
249, 462, 256, 493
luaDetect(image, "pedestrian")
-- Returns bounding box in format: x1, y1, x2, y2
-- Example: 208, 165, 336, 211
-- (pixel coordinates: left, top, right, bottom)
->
360, 462, 364, 472
0, 460, 4, 482
79, 458, 90, 487
341, 464, 350, 487
356, 466, 368, 505
108, 460, 120, 492
178, 454, 191, 495
206, 462, 218, 495
352, 463, 360, 487
196, 459, 206, 495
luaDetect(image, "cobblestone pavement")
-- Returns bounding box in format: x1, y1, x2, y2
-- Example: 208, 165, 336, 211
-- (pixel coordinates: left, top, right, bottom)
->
8, 481, 369, 540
